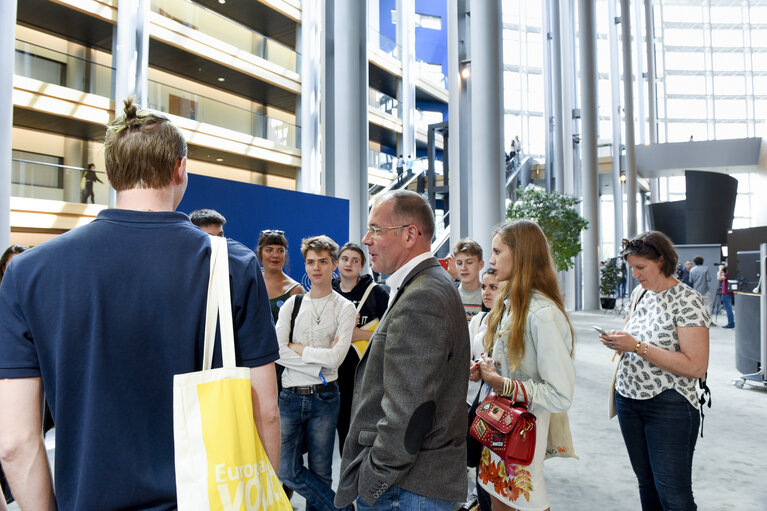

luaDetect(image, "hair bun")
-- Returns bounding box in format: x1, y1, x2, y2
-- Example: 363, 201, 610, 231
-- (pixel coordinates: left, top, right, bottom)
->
123, 97, 138, 119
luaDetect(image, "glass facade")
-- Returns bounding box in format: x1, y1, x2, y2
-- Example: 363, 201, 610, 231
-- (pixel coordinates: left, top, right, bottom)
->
502, 0, 767, 234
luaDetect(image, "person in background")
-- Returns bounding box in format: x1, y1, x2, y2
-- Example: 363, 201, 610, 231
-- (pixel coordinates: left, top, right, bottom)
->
471, 219, 575, 511
275, 235, 356, 511
689, 256, 711, 312
189, 208, 226, 237
396, 155, 405, 185
0, 245, 27, 283
80, 163, 103, 204
452, 239, 485, 322
0, 99, 280, 510
601, 232, 709, 511
257, 229, 305, 323
462, 268, 500, 511
332, 242, 389, 455
718, 259, 735, 329
0, 245, 26, 507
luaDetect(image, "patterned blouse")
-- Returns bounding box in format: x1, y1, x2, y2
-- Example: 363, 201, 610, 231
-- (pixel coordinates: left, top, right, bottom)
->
615, 282, 711, 407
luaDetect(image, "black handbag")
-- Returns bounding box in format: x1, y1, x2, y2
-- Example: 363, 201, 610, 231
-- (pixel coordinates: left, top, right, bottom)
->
466, 382, 484, 467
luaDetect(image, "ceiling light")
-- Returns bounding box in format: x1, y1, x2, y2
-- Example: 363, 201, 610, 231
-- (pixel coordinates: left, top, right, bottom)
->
461, 67, 471, 79
219, 0, 225, 4
216, 158, 224, 162
217, 77, 225, 82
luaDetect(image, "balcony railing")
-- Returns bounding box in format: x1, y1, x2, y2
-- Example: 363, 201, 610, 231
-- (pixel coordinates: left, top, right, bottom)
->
14, 40, 113, 97
12, 158, 109, 205
416, 59, 447, 89
369, 88, 400, 118
369, 149, 395, 172
151, 0, 299, 73
368, 26, 400, 60
147, 80, 300, 148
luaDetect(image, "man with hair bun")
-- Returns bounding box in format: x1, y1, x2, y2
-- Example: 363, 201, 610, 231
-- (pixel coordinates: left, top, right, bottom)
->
0, 99, 280, 510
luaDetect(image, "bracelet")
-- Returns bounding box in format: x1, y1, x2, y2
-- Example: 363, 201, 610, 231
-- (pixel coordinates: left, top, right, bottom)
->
501, 377, 511, 396
512, 379, 519, 403
634, 341, 642, 353
641, 343, 649, 357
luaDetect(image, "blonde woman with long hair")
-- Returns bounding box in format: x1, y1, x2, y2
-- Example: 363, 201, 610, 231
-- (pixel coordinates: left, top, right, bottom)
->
470, 220, 575, 511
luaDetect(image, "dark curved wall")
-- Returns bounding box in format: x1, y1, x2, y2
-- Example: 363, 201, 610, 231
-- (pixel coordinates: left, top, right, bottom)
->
685, 170, 738, 245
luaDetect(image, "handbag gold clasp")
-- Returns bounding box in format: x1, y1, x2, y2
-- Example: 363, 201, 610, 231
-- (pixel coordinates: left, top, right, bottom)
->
519, 421, 534, 441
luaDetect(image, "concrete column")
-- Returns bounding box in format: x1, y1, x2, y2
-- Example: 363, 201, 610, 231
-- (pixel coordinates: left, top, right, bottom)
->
321, 0, 335, 197
578, 0, 600, 310
542, 0, 554, 193
469, 0, 504, 255
113, 0, 150, 206
397, 0, 415, 158
608, 0, 624, 254
548, 0, 565, 193
620, 0, 638, 238
645, 0, 657, 144
332, 0, 368, 241
0, 1, 16, 249
633, 0, 646, 144
448, 0, 469, 245
298, 0, 322, 194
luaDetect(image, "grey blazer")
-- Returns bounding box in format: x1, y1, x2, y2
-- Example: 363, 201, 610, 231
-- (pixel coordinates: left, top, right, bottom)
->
334, 257, 470, 507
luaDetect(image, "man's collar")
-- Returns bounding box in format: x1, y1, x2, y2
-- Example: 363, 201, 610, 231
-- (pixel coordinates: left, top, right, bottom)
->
386, 252, 433, 306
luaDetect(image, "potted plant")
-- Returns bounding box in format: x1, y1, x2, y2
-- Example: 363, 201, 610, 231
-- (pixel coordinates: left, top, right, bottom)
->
507, 186, 589, 272
600, 259, 621, 309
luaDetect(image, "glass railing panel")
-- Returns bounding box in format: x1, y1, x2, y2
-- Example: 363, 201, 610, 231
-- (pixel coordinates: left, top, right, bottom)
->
368, 26, 400, 60
416, 59, 447, 89
146, 80, 300, 148
368, 88, 400, 117
11, 158, 109, 205
14, 40, 113, 98
369, 149, 395, 172
151, 0, 300, 73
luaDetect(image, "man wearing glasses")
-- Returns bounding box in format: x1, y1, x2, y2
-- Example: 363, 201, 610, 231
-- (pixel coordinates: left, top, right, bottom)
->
335, 190, 470, 511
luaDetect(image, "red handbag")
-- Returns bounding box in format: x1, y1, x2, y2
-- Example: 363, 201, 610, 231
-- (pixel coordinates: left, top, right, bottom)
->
469, 384, 536, 466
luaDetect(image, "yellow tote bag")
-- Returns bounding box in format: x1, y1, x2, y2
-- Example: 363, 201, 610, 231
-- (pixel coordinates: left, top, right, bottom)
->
173, 236, 290, 511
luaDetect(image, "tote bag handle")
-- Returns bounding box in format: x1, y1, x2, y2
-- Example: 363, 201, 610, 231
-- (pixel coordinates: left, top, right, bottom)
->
202, 236, 236, 370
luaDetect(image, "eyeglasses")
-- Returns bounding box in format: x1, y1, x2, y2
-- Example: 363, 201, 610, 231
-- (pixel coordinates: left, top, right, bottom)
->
366, 224, 423, 237
621, 238, 657, 254
261, 229, 284, 237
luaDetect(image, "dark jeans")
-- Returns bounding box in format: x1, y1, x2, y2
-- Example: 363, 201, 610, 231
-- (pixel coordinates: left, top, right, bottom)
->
278, 385, 342, 511
616, 389, 699, 511
722, 294, 735, 327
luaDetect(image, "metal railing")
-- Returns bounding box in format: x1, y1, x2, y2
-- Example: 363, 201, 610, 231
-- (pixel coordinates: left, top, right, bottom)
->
151, 0, 300, 72
14, 40, 113, 97
369, 88, 400, 117
11, 158, 109, 205
369, 149, 395, 172
368, 26, 400, 60
147, 80, 300, 148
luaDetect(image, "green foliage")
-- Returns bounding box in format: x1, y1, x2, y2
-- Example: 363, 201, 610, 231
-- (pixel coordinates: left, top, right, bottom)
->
506, 186, 589, 272
600, 260, 621, 296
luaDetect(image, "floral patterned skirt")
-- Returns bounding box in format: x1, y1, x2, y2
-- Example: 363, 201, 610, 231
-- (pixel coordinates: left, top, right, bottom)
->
477, 408, 550, 511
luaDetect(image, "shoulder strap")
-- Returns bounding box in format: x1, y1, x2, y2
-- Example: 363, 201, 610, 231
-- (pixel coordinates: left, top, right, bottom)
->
286, 282, 301, 294
356, 282, 377, 315
632, 289, 648, 313
472, 311, 488, 339
289, 295, 303, 344
203, 236, 235, 370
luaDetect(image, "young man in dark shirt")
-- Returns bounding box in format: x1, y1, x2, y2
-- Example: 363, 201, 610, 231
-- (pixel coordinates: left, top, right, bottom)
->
0, 99, 280, 510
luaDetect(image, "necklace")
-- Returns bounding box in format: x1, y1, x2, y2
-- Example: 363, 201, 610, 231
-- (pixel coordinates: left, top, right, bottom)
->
310, 294, 332, 325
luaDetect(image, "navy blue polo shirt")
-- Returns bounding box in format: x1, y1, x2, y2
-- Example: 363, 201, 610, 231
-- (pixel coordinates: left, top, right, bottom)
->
0, 209, 278, 510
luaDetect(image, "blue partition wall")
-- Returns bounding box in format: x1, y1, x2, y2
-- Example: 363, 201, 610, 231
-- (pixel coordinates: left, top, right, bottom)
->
179, 174, 350, 285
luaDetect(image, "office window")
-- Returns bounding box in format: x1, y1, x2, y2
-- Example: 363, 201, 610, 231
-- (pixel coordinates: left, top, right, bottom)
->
415, 13, 441, 30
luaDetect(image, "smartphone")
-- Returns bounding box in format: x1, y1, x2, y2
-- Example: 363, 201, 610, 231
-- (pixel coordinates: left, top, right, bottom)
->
593, 325, 607, 335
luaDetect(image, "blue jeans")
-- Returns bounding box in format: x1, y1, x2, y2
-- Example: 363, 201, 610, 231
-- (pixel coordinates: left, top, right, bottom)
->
357, 485, 457, 511
278, 385, 342, 511
616, 389, 699, 511
722, 294, 734, 327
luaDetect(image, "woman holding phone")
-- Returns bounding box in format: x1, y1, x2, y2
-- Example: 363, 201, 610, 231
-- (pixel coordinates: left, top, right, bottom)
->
600, 231, 709, 511
470, 220, 575, 511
